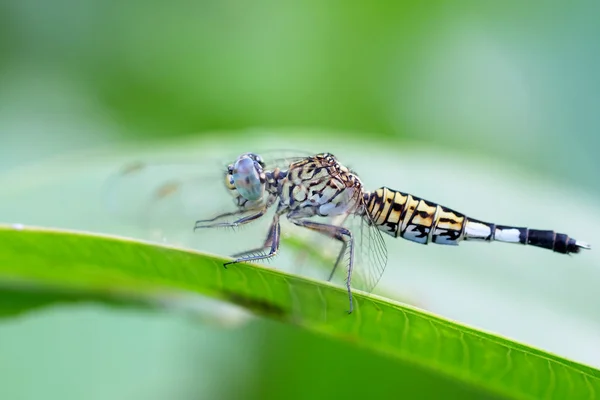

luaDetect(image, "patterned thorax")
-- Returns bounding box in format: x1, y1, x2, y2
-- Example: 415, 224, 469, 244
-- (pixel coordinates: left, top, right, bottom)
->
225, 152, 366, 219
278, 153, 365, 218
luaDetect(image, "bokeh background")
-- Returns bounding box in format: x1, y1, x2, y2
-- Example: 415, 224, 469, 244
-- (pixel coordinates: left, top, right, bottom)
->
1, 1, 599, 399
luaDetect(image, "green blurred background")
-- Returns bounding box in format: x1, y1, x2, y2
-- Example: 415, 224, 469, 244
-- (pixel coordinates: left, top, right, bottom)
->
1, 1, 599, 399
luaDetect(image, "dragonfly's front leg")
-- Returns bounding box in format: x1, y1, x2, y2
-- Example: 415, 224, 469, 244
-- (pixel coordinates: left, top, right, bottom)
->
223, 214, 281, 267
193, 207, 267, 230
289, 219, 355, 314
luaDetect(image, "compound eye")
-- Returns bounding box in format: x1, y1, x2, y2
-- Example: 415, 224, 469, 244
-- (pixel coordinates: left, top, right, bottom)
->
255, 155, 265, 168
232, 156, 264, 201
224, 173, 235, 190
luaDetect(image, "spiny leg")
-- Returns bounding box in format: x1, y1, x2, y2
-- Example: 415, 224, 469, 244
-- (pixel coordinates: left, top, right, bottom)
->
194, 208, 271, 268
194, 207, 267, 230
327, 240, 348, 282
290, 219, 355, 314
325, 213, 352, 282
230, 224, 276, 259
224, 214, 281, 267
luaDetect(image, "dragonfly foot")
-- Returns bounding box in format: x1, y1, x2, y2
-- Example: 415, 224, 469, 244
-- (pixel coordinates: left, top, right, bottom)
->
223, 259, 239, 268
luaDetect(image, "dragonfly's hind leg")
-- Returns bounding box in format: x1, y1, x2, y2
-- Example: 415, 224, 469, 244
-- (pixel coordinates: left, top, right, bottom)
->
327, 241, 348, 282
289, 219, 355, 314
224, 214, 281, 267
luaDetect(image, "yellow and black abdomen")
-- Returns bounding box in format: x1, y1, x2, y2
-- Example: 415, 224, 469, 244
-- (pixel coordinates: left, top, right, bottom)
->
365, 187, 590, 254
366, 187, 466, 245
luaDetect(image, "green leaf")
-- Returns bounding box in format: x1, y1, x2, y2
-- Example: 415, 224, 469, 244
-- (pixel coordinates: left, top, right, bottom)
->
0, 224, 599, 400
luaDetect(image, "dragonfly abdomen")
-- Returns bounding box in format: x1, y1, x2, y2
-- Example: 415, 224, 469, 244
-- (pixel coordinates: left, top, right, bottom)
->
366, 187, 463, 244
366, 187, 590, 254
464, 220, 589, 254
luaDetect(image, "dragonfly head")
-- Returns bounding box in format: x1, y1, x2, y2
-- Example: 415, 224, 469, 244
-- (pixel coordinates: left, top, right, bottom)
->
226, 153, 267, 202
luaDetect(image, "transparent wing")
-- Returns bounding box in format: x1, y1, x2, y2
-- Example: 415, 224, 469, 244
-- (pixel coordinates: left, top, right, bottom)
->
338, 161, 388, 294
285, 211, 388, 295
323, 212, 387, 294
102, 148, 330, 325
257, 149, 315, 171
104, 149, 315, 218
102, 149, 316, 250
353, 213, 388, 293
102, 161, 225, 246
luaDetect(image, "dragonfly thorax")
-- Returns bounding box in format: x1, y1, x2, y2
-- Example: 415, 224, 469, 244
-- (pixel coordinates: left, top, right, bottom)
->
277, 153, 366, 219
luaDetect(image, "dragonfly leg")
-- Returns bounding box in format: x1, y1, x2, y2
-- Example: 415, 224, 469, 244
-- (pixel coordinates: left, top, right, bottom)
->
289, 219, 355, 314
230, 224, 276, 258
327, 240, 348, 282
194, 207, 267, 230
224, 214, 281, 267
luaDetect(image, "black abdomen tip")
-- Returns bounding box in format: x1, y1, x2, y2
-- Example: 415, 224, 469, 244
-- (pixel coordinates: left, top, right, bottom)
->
555, 234, 590, 254
528, 230, 590, 254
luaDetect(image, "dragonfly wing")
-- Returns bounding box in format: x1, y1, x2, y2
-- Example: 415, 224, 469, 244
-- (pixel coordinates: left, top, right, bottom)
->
103, 160, 235, 245
294, 211, 388, 295
104, 162, 222, 219
103, 148, 315, 225
355, 213, 388, 293
325, 212, 388, 294
102, 150, 317, 248
260, 150, 315, 171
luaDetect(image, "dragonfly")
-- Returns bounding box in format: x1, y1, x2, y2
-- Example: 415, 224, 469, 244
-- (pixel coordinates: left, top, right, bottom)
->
108, 151, 591, 315
192, 151, 591, 314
